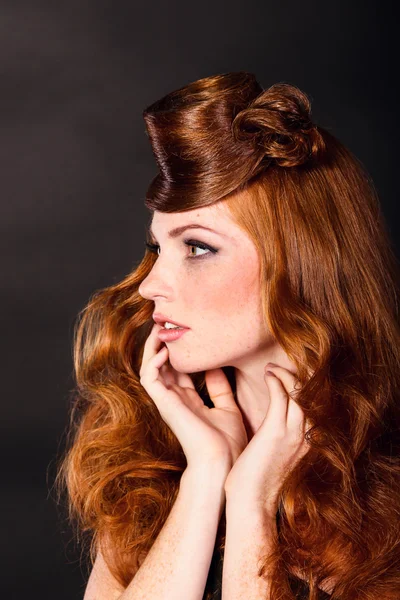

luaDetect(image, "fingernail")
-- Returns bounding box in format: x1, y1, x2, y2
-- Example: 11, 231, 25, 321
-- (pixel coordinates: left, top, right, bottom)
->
265, 370, 276, 377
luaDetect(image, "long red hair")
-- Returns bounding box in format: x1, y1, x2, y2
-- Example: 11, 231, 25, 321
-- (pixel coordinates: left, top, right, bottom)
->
55, 72, 400, 599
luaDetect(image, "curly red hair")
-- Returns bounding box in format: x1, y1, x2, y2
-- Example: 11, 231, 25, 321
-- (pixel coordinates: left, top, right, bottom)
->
55, 72, 400, 599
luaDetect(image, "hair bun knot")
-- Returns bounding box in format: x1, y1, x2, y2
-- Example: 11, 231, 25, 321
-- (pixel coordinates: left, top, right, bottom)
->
232, 82, 326, 167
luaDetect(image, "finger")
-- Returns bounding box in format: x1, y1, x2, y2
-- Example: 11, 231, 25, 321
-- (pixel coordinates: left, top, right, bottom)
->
266, 366, 305, 436
263, 371, 289, 429
159, 362, 176, 387
284, 397, 307, 452
142, 345, 169, 385
140, 322, 163, 377
160, 360, 196, 390
156, 343, 195, 389
266, 365, 301, 401
204, 368, 237, 411
140, 345, 171, 405
141, 323, 195, 390
175, 374, 196, 389
173, 368, 196, 389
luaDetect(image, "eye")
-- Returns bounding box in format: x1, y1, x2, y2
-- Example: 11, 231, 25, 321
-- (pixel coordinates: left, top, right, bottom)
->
184, 240, 215, 258
144, 239, 218, 260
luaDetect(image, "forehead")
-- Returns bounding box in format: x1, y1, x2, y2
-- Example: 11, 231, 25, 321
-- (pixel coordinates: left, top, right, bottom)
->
150, 201, 237, 233
149, 201, 260, 271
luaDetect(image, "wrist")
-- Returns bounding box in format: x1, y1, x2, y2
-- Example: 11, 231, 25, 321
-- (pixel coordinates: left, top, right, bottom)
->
181, 462, 231, 521
181, 459, 231, 490
225, 489, 279, 522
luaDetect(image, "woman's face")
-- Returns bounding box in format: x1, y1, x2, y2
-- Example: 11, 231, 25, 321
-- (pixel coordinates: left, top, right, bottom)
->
138, 201, 274, 374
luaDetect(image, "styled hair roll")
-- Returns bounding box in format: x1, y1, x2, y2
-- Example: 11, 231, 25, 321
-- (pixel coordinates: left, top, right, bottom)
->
143, 72, 326, 213
55, 72, 400, 600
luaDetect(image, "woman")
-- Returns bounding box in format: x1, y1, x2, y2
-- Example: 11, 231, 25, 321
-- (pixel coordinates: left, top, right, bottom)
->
56, 72, 400, 599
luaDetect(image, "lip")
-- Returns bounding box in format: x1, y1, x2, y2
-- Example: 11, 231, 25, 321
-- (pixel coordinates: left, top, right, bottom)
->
152, 312, 189, 329
157, 327, 189, 342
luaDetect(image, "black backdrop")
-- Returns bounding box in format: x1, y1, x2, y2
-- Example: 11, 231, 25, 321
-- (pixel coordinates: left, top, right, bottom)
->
2, 1, 398, 598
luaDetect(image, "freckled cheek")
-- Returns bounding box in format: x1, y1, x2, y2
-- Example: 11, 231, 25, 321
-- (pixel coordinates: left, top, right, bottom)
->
182, 266, 258, 321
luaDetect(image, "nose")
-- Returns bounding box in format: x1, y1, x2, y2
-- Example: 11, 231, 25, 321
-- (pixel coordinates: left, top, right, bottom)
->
138, 261, 174, 301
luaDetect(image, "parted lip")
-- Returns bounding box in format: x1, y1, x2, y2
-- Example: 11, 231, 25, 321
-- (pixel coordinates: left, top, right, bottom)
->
152, 313, 189, 328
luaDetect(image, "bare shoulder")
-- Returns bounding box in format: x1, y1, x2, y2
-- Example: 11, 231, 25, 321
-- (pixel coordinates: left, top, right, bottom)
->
83, 544, 126, 600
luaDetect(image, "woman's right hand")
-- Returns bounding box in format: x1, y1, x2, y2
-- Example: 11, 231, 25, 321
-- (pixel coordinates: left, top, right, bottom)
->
139, 323, 248, 471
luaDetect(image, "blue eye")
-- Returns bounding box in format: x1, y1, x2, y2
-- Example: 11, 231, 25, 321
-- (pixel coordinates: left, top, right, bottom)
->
145, 239, 218, 260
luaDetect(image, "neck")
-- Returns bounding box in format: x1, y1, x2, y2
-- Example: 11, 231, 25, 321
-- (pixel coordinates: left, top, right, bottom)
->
232, 345, 297, 441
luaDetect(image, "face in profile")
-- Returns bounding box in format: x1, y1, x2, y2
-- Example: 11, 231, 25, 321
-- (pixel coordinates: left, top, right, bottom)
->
138, 200, 278, 374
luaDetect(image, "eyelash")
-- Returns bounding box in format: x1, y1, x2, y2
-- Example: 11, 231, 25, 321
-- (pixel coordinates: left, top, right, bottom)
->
145, 239, 218, 260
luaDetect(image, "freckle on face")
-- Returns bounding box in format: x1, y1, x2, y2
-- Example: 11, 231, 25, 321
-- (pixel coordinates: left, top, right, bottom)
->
168, 228, 266, 372
147, 202, 270, 372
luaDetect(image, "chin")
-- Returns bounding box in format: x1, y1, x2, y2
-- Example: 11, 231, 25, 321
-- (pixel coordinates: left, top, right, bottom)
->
167, 353, 206, 374
167, 348, 227, 375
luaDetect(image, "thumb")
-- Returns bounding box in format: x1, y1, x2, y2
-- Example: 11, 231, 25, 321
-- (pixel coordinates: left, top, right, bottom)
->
204, 368, 237, 411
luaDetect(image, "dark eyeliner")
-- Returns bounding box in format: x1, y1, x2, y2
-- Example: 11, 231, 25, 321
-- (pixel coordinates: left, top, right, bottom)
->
145, 241, 159, 253
184, 239, 218, 256
144, 239, 218, 258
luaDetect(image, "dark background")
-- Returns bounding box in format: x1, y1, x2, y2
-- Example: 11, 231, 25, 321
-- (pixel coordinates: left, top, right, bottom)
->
2, 1, 398, 598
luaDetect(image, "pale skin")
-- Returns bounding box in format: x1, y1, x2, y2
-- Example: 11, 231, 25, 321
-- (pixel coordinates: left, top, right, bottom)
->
83, 199, 334, 598
138, 201, 333, 594
140, 199, 300, 443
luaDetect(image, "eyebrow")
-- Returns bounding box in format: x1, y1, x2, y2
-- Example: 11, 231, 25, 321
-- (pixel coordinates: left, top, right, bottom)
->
148, 223, 228, 239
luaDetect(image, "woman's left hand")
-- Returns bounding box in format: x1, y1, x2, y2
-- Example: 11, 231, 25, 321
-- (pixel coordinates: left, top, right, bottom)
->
223, 363, 311, 516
